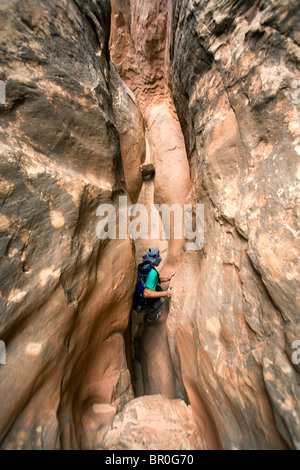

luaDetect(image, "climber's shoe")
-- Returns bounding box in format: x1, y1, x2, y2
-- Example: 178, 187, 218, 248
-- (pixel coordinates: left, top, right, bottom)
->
145, 310, 162, 324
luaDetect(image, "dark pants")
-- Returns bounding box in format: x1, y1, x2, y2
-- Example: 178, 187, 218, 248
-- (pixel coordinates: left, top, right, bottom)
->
145, 297, 165, 322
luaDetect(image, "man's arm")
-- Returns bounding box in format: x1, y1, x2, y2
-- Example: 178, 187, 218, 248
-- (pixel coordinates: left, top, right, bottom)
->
143, 287, 172, 298
160, 271, 176, 283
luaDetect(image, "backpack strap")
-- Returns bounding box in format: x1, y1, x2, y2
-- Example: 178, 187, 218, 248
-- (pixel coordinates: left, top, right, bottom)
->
151, 265, 161, 284
133, 262, 161, 309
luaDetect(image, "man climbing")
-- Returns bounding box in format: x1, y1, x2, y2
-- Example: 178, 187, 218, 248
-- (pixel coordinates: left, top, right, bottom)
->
134, 248, 175, 324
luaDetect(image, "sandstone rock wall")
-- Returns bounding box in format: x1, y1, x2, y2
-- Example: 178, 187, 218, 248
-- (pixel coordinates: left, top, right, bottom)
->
0, 0, 299, 450
169, 0, 300, 450
111, 0, 300, 450
0, 0, 137, 450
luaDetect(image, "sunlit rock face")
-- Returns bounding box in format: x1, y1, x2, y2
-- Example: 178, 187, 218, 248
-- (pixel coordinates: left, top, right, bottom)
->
0, 0, 299, 450
168, 0, 300, 450
111, 0, 300, 450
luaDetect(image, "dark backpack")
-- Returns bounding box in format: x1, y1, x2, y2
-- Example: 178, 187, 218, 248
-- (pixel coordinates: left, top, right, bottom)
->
133, 261, 158, 309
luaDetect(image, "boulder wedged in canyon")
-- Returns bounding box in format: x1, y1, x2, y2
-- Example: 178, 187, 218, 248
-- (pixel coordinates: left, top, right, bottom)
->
0, 0, 299, 451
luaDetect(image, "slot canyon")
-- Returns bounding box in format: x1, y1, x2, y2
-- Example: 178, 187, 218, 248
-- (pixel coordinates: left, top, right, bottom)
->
0, 0, 299, 450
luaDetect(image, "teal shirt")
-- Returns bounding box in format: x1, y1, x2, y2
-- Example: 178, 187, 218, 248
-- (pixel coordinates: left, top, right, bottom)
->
145, 268, 158, 291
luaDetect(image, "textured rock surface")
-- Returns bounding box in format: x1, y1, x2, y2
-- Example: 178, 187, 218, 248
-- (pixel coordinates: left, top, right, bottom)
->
110, 0, 192, 406
102, 394, 207, 450
111, 0, 300, 450
168, 0, 300, 450
0, 0, 299, 451
0, 0, 137, 450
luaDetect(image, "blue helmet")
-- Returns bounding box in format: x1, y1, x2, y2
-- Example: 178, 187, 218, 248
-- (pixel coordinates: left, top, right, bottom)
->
142, 247, 162, 266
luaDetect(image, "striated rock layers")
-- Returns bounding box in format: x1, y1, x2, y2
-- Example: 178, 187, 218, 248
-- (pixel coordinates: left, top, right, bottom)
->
168, 0, 300, 450
0, 0, 299, 450
0, 0, 138, 450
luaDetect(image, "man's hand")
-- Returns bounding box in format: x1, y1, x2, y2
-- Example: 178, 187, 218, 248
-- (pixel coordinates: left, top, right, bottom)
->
167, 271, 176, 281
165, 286, 172, 298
